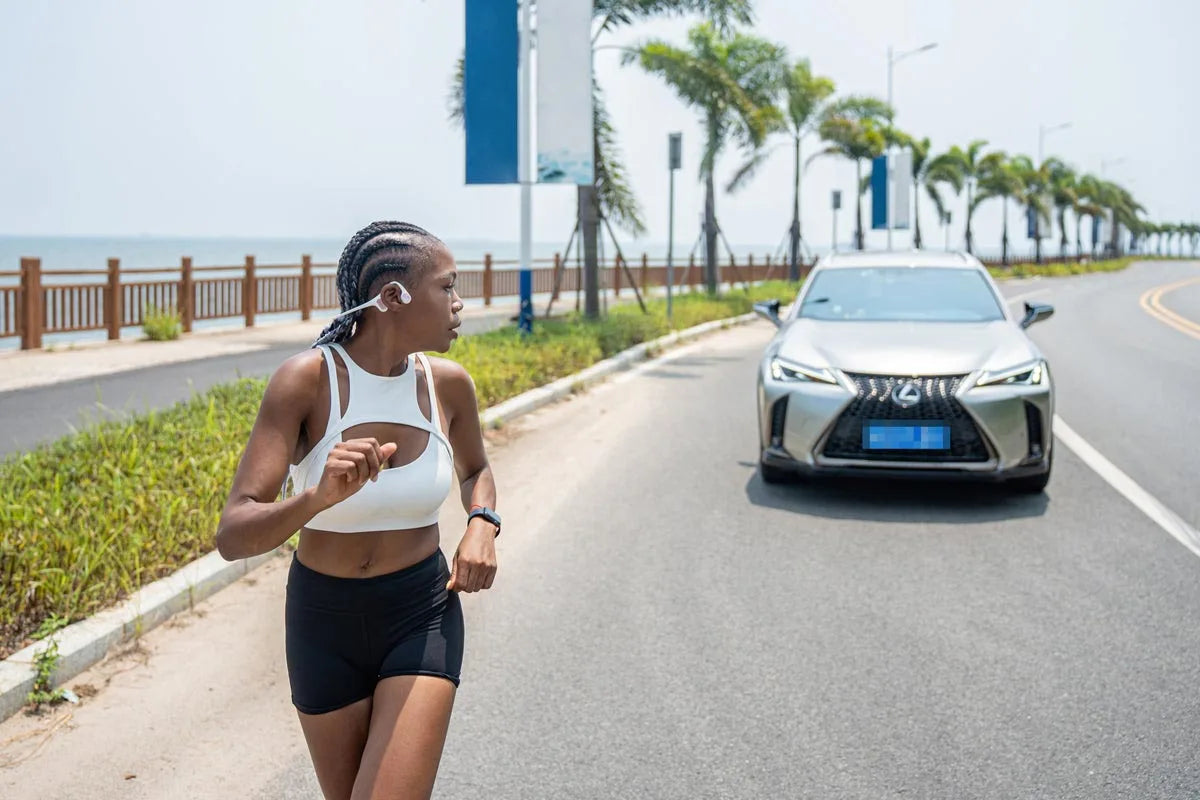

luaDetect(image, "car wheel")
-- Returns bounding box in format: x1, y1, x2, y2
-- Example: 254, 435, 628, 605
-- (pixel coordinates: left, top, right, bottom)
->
1007, 452, 1052, 494
759, 459, 792, 485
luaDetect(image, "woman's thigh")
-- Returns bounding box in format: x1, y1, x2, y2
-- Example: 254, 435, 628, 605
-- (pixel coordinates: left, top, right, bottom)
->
351, 676, 457, 800
297, 697, 374, 800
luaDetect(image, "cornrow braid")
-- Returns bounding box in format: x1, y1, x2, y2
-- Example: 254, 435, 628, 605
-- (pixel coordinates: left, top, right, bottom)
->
312, 221, 442, 347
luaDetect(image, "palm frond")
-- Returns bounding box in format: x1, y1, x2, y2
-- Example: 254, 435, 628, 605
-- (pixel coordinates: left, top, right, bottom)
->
593, 80, 646, 236
726, 143, 783, 193
447, 54, 465, 127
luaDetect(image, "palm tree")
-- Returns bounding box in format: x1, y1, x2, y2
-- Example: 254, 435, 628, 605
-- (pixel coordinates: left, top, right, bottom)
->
727, 57, 834, 280
1094, 180, 1143, 257
974, 153, 1023, 265
1071, 174, 1105, 257
811, 96, 892, 250
912, 140, 963, 250
943, 140, 990, 254
1045, 159, 1078, 257
1011, 155, 1052, 263
446, 0, 755, 316
1154, 223, 1165, 255
627, 22, 786, 293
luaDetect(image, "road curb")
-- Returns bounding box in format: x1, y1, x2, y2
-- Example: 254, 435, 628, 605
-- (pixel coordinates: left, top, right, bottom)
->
480, 312, 756, 428
0, 307, 763, 723
0, 550, 277, 722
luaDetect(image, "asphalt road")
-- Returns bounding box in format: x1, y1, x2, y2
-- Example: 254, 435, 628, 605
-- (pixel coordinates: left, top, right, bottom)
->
1, 261, 1198, 798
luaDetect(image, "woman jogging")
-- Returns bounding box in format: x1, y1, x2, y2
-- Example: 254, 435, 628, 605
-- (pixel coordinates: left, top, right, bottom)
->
216, 220, 500, 800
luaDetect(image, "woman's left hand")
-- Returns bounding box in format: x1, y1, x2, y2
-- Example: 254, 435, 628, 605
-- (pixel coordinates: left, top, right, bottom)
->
446, 520, 498, 593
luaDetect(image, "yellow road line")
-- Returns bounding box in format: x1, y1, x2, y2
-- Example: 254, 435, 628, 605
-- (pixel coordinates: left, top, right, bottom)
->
1138, 277, 1200, 340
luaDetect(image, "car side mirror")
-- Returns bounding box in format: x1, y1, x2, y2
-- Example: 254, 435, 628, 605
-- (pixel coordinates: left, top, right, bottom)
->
1020, 301, 1054, 329
753, 299, 783, 329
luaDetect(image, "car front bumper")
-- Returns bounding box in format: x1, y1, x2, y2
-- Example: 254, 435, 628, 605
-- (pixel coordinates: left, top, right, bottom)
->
757, 366, 1053, 481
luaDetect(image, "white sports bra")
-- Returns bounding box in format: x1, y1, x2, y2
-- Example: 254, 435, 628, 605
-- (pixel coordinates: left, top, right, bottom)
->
286, 343, 455, 533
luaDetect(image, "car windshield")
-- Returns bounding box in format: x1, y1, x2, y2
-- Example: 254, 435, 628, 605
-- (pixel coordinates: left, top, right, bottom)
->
797, 267, 1005, 322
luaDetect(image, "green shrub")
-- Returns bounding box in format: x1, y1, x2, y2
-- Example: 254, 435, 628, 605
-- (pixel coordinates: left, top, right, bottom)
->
987, 256, 1135, 281
142, 304, 182, 341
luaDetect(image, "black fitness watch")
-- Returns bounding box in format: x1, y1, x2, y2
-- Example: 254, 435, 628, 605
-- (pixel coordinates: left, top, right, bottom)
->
467, 506, 502, 537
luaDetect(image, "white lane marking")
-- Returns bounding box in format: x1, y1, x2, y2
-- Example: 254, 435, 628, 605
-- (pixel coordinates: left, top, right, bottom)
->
1054, 415, 1200, 558
1004, 286, 1200, 557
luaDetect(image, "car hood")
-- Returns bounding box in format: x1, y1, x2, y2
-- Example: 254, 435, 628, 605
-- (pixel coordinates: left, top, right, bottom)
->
775, 318, 1038, 376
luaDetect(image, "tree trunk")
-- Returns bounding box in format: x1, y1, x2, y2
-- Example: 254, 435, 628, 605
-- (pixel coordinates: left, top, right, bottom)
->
579, 184, 600, 319
1108, 210, 1120, 257
1058, 208, 1068, 256
1090, 214, 1099, 256
1001, 199, 1009, 265
964, 182, 974, 254
789, 135, 801, 281
1034, 208, 1043, 263
854, 160, 864, 250
1075, 214, 1083, 257
581, 122, 602, 319
704, 171, 718, 294
913, 180, 923, 249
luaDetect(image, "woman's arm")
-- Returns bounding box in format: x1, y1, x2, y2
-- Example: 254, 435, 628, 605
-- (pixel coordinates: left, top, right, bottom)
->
215, 352, 323, 561
434, 358, 498, 592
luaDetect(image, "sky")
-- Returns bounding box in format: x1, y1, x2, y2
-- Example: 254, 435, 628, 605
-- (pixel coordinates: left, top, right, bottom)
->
1, 0, 1196, 257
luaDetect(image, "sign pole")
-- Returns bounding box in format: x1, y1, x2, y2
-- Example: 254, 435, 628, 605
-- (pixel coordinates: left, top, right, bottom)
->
517, 0, 533, 335
831, 190, 842, 254
667, 132, 681, 322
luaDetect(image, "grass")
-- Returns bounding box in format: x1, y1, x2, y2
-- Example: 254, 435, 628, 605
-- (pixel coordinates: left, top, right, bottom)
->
142, 304, 182, 341
986, 255, 1141, 280
0, 281, 798, 659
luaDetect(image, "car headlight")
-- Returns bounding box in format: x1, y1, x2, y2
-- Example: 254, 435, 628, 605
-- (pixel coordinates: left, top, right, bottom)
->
975, 360, 1046, 387
768, 357, 837, 384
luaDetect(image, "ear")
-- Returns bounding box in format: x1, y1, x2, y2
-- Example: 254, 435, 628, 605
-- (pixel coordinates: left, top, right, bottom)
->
380, 280, 413, 308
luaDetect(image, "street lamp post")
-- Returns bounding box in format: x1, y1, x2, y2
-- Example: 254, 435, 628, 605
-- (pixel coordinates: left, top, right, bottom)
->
886, 42, 937, 251
1100, 156, 1126, 177
1037, 121, 1071, 167
1034, 121, 1071, 256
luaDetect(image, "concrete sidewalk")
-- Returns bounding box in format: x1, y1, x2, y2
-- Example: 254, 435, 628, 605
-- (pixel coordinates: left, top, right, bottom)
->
0, 302, 522, 394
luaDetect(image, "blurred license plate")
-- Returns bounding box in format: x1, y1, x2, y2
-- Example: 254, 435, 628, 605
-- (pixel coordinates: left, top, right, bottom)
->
863, 421, 950, 450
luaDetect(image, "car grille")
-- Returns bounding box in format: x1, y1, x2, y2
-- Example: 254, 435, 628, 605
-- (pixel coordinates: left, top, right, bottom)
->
822, 373, 991, 462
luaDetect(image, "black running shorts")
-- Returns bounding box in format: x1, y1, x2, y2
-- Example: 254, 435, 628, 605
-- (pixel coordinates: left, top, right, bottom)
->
284, 548, 464, 715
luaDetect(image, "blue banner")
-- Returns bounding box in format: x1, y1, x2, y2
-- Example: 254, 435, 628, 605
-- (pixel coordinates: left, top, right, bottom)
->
465, 0, 518, 184
871, 155, 888, 230
1026, 206, 1037, 240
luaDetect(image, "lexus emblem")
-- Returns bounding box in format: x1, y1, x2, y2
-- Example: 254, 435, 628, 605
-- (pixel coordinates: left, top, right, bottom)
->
891, 381, 922, 408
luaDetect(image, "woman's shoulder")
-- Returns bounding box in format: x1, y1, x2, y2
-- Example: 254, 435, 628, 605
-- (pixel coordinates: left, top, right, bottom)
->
423, 355, 476, 399
263, 347, 327, 405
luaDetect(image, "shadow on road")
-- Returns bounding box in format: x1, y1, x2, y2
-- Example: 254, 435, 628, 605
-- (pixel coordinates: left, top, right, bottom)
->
741, 462, 1050, 523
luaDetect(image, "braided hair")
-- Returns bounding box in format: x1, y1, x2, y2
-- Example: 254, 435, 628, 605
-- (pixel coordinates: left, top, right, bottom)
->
312, 221, 444, 347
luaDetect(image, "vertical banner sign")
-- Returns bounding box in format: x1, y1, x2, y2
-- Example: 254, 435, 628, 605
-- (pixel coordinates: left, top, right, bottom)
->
465, 0, 518, 184
1026, 206, 1037, 240
536, 0, 594, 184
891, 149, 912, 230
871, 155, 888, 230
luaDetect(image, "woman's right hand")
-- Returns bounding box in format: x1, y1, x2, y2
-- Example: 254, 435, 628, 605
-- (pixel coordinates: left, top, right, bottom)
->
312, 438, 398, 511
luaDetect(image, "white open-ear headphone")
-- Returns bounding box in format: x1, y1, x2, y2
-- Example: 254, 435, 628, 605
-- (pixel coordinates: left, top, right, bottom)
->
333, 280, 411, 319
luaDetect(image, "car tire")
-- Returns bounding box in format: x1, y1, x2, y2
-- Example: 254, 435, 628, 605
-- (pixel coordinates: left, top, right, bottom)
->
1007, 452, 1052, 494
759, 459, 792, 485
